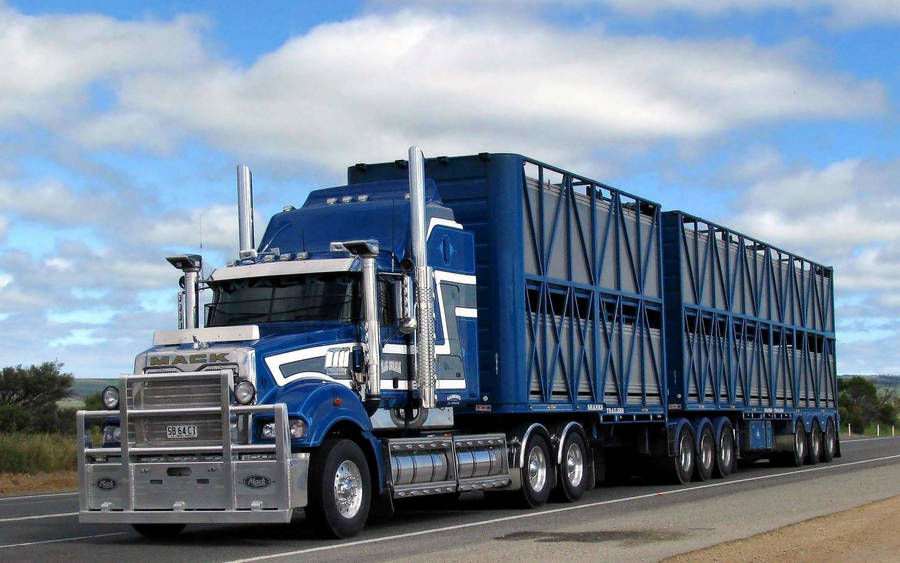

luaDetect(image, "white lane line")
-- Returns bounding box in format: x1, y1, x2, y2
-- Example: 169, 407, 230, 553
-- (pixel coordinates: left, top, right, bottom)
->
841, 436, 900, 443
0, 492, 77, 502
0, 512, 77, 523
228, 453, 900, 563
0, 532, 127, 550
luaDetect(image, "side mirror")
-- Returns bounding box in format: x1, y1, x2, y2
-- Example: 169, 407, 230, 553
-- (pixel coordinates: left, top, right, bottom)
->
351, 346, 364, 374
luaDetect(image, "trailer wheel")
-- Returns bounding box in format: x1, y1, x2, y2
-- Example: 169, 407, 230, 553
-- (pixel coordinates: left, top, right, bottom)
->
552, 432, 588, 502
781, 421, 806, 467
518, 433, 552, 508
807, 422, 822, 465
667, 425, 694, 485
694, 425, 715, 482
132, 524, 185, 538
713, 421, 735, 478
821, 418, 836, 462
305, 438, 371, 538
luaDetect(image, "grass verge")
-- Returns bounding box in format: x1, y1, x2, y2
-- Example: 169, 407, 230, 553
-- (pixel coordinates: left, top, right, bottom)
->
0, 432, 77, 474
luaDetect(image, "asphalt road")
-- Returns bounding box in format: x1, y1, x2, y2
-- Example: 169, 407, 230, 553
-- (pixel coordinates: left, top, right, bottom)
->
2, 436, 899, 562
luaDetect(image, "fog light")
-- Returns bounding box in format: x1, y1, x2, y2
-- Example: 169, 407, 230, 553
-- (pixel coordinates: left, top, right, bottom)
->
101, 386, 119, 410
261, 422, 276, 440
234, 380, 256, 404
290, 419, 307, 439
102, 425, 121, 445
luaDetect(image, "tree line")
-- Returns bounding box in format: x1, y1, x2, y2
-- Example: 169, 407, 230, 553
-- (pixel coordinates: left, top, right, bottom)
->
0, 362, 84, 434
0, 363, 897, 435
838, 376, 898, 433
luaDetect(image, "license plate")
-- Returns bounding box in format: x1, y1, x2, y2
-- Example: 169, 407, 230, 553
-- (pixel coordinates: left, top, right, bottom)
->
166, 424, 198, 440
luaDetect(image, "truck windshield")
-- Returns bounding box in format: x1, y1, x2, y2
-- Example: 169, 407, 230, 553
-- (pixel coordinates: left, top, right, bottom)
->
206, 273, 360, 326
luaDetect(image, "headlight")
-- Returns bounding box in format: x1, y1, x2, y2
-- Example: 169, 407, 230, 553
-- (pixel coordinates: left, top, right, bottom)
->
234, 380, 256, 404
290, 419, 307, 439
260, 419, 306, 440
102, 425, 121, 444
101, 386, 119, 410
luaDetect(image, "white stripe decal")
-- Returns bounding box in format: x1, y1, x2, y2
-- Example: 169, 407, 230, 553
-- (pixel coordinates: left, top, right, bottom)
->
455, 307, 478, 318
427, 217, 463, 239
380, 379, 468, 391
433, 270, 477, 355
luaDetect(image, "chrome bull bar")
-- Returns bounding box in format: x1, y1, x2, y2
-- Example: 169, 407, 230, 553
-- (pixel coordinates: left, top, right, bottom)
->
77, 370, 307, 524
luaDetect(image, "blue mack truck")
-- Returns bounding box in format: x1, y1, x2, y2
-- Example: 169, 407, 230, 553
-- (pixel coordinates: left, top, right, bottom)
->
77, 148, 839, 539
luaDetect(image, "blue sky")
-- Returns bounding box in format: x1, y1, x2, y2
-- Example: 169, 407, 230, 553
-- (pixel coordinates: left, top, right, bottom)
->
0, 0, 897, 377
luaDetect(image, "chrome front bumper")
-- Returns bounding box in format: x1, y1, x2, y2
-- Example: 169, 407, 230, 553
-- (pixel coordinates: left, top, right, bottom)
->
77, 371, 307, 524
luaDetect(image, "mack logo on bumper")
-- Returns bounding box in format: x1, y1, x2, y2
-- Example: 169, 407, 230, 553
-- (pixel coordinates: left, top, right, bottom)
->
244, 475, 271, 488
150, 353, 230, 366
96, 478, 117, 490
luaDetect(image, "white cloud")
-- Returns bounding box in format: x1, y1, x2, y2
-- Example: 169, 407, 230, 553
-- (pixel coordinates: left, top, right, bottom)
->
0, 6, 887, 171
722, 155, 900, 373
423, 1, 900, 28
0, 214, 8, 240
0, 4, 208, 127
139, 204, 243, 253
729, 158, 900, 257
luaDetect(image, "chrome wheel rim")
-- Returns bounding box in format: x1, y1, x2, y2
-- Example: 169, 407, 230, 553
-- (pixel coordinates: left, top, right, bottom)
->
811, 428, 821, 457
565, 442, 584, 487
333, 460, 363, 519
795, 427, 805, 458
700, 433, 714, 470
679, 434, 692, 474
527, 445, 547, 492
719, 431, 733, 469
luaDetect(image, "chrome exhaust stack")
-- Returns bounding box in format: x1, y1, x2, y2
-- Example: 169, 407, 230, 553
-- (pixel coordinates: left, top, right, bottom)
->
166, 254, 202, 330
237, 165, 255, 256
409, 146, 437, 409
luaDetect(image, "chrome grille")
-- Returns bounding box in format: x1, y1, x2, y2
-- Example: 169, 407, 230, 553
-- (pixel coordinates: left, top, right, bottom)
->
128, 414, 223, 447
126, 371, 230, 448
130, 372, 225, 409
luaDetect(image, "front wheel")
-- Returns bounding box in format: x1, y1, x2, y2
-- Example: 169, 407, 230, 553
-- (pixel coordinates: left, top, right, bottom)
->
305, 438, 371, 538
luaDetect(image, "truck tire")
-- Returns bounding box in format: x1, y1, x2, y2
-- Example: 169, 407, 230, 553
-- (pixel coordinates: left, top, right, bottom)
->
821, 418, 836, 462
667, 425, 694, 485
807, 422, 822, 465
518, 433, 552, 508
551, 431, 588, 502
305, 438, 371, 538
782, 421, 807, 467
694, 425, 715, 482
713, 421, 735, 478
132, 524, 185, 538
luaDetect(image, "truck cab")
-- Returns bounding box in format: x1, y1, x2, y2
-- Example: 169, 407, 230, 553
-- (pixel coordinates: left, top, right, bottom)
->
77, 148, 507, 539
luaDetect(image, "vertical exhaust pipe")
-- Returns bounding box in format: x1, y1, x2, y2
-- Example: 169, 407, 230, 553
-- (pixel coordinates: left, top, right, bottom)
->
237, 165, 255, 254
409, 146, 437, 409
